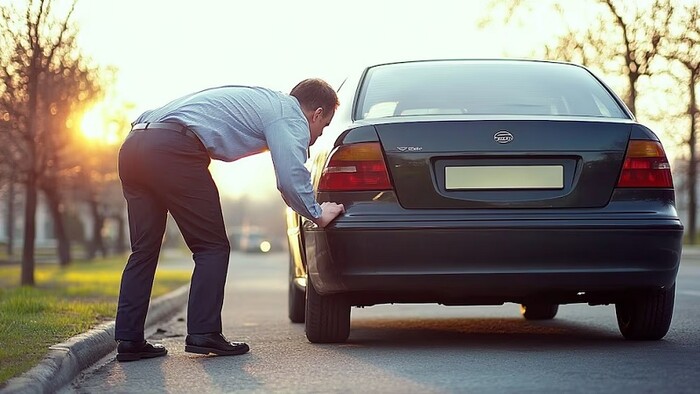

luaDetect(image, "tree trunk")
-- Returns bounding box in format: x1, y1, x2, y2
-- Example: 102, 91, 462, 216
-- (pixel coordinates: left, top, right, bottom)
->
44, 186, 71, 266
627, 72, 639, 116
114, 213, 127, 254
688, 129, 697, 243
21, 35, 40, 286
87, 197, 106, 259
687, 69, 698, 243
627, 82, 637, 116
21, 172, 37, 285
6, 177, 15, 258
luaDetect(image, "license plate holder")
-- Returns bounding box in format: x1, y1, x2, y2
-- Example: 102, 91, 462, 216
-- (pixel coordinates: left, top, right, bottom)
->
445, 165, 564, 190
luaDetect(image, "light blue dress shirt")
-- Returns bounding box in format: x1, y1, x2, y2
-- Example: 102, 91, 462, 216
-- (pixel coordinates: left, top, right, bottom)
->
133, 85, 322, 221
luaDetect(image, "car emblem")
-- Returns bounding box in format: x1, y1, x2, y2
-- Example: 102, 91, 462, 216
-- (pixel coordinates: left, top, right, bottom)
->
397, 146, 423, 152
494, 130, 514, 144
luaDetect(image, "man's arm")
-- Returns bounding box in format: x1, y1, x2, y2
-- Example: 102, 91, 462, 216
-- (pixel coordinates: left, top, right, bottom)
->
263, 118, 343, 227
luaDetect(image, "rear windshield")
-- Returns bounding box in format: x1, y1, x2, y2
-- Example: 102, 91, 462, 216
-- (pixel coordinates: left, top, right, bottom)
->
355, 61, 628, 120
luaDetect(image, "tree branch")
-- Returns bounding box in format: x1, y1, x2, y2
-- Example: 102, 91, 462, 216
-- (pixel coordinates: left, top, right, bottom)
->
44, 0, 76, 67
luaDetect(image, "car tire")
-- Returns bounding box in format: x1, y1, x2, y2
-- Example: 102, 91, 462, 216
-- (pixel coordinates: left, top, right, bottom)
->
520, 303, 559, 320
305, 279, 350, 343
615, 283, 675, 340
288, 257, 305, 323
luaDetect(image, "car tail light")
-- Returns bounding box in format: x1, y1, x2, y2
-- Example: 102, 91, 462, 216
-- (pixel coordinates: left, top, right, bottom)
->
318, 142, 392, 191
617, 140, 673, 188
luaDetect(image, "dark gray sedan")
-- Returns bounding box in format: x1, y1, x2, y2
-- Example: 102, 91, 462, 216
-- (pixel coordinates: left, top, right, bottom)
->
285, 59, 683, 343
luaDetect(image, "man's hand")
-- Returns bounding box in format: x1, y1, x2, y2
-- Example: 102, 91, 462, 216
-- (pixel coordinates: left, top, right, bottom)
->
315, 202, 345, 228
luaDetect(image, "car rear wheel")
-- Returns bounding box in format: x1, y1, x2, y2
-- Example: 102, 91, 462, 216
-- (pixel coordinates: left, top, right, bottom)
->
288, 258, 305, 323
615, 283, 675, 340
305, 279, 350, 343
520, 303, 559, 320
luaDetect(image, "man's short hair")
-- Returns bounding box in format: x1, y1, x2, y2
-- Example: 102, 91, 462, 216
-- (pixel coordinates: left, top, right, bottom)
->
290, 78, 339, 116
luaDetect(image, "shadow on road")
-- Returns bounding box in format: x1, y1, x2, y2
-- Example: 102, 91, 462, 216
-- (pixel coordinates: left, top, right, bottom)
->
300, 317, 691, 393
344, 317, 635, 350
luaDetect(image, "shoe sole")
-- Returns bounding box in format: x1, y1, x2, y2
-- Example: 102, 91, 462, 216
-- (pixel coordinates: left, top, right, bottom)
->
185, 345, 249, 356
116, 350, 168, 362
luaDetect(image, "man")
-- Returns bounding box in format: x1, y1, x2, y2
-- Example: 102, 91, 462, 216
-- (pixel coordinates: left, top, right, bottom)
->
115, 79, 345, 362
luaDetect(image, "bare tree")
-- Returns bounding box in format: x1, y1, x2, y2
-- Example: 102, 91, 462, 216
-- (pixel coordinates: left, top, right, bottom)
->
78, 148, 113, 260
0, 0, 102, 284
485, 0, 673, 115
545, 1, 673, 115
42, 57, 103, 266
659, 4, 700, 242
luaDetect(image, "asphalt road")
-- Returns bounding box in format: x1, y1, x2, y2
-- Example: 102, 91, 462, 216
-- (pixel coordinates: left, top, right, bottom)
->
68, 250, 700, 393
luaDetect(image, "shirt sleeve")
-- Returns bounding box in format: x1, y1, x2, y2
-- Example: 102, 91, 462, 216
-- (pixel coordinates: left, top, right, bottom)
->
263, 117, 322, 221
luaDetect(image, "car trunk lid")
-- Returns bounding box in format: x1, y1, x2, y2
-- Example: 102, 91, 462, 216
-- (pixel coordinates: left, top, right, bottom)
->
375, 119, 631, 209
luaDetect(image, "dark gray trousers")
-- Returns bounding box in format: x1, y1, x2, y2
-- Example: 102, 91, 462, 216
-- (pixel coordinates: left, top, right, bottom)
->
115, 127, 230, 341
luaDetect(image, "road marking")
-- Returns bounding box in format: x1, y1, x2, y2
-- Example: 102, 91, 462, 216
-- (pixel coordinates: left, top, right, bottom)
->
680, 290, 700, 297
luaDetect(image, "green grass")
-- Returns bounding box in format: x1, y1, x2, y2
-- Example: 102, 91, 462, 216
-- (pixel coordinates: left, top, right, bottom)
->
0, 255, 190, 384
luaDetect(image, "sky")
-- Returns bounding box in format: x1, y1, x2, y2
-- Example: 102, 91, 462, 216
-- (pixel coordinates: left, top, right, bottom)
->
67, 0, 597, 200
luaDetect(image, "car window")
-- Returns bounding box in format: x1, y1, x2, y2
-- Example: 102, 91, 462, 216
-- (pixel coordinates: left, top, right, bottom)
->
355, 61, 628, 120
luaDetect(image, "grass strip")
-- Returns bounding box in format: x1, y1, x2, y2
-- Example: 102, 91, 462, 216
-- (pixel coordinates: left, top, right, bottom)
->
0, 255, 190, 384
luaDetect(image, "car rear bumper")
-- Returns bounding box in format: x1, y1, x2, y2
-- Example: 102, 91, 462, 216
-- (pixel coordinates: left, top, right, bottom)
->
304, 217, 683, 305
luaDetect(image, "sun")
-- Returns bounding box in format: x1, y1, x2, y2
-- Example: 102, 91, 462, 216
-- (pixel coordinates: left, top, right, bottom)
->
80, 105, 105, 140
79, 104, 122, 145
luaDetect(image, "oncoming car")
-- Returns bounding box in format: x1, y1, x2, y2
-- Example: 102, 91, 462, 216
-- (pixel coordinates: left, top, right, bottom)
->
285, 59, 683, 343
228, 228, 272, 253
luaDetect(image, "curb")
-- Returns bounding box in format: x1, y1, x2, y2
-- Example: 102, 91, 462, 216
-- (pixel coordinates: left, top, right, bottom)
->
0, 285, 189, 394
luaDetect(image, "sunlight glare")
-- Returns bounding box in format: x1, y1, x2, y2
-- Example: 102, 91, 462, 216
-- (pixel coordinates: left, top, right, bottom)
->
80, 106, 104, 140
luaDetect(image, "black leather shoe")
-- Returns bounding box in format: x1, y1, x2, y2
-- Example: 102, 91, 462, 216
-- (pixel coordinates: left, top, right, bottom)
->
185, 333, 249, 356
116, 340, 167, 362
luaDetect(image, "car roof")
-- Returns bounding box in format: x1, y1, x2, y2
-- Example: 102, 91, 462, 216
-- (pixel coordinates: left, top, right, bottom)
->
365, 58, 583, 69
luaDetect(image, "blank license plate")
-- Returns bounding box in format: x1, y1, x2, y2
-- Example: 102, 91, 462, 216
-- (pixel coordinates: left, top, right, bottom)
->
445, 165, 564, 190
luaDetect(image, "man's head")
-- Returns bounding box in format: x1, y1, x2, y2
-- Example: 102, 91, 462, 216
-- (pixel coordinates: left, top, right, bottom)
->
290, 78, 339, 145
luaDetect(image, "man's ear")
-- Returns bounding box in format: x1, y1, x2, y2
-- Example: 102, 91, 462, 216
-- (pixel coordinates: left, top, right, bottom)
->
312, 107, 324, 122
